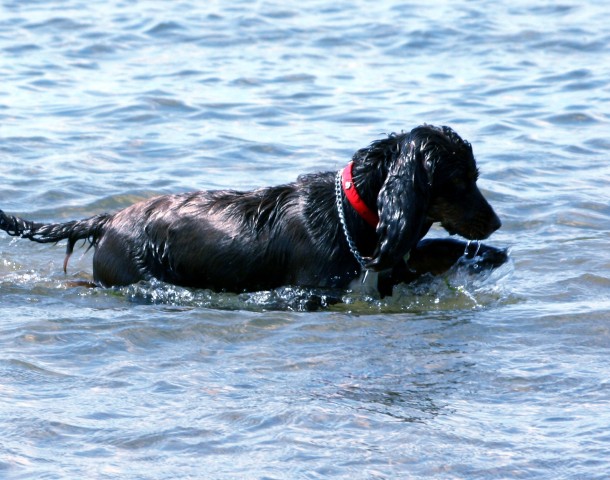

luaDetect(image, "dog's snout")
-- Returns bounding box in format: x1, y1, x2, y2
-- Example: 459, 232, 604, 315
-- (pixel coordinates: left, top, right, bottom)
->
490, 211, 502, 233
472, 188, 501, 239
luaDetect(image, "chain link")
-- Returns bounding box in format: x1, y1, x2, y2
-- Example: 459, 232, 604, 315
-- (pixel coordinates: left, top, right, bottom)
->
335, 169, 368, 270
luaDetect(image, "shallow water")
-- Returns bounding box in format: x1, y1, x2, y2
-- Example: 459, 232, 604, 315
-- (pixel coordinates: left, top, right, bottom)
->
1, 0, 609, 478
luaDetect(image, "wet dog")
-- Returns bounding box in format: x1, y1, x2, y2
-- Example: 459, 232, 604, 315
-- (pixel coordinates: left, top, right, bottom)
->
0, 125, 506, 297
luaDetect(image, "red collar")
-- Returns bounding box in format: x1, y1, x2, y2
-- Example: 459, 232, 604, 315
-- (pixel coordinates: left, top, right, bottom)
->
341, 162, 379, 228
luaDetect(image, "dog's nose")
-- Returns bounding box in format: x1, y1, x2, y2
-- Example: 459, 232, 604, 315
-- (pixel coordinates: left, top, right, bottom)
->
490, 212, 502, 232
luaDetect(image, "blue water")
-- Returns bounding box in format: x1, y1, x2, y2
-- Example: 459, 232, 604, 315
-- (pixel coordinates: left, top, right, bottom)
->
1, 0, 610, 478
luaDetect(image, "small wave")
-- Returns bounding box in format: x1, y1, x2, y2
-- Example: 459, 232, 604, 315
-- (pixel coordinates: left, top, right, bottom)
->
145, 21, 186, 37
25, 17, 89, 32
1, 358, 75, 387
544, 112, 601, 126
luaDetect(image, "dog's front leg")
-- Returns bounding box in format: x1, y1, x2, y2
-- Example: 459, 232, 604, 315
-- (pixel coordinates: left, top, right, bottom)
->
378, 238, 508, 296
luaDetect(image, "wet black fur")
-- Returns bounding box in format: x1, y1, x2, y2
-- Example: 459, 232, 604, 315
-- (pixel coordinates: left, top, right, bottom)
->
0, 125, 505, 296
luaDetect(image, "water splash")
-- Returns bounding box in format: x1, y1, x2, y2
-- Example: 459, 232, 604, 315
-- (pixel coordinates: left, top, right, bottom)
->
106, 259, 514, 313
464, 239, 482, 257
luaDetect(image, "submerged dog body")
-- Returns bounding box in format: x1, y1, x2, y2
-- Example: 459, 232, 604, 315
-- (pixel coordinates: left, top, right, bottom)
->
0, 125, 505, 296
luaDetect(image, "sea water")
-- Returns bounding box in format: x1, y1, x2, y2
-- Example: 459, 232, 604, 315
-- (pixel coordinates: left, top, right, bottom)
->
1, 1, 609, 478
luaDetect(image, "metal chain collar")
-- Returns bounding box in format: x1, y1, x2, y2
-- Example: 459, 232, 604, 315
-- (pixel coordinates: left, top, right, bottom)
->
335, 169, 368, 270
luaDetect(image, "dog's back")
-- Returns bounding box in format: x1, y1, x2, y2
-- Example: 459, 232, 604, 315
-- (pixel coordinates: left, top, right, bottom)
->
91, 175, 353, 291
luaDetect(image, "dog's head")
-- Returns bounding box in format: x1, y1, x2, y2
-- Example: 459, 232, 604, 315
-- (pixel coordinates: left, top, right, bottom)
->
359, 125, 501, 271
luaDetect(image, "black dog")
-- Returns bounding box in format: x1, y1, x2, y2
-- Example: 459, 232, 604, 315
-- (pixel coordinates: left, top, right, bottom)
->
0, 125, 506, 297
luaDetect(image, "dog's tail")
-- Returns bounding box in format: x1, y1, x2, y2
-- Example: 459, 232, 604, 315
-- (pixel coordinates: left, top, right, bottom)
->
0, 210, 110, 272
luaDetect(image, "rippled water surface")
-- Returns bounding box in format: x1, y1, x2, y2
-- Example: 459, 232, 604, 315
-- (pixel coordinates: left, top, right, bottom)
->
1, 1, 609, 478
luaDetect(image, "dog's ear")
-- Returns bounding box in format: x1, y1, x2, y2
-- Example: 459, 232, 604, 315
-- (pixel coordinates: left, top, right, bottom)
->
366, 139, 432, 272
